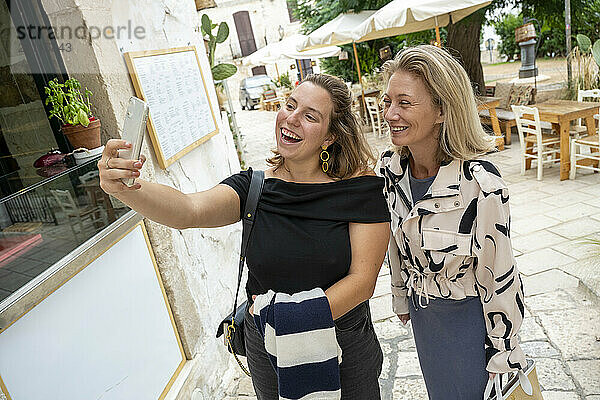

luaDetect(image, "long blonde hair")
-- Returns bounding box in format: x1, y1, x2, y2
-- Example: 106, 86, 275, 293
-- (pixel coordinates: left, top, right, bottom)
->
382, 45, 495, 162
267, 74, 376, 179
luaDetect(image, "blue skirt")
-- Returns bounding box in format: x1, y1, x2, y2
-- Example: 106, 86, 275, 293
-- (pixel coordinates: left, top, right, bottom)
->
408, 295, 488, 400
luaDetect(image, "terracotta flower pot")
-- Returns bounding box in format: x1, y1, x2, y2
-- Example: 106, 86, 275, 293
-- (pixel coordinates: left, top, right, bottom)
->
62, 118, 101, 150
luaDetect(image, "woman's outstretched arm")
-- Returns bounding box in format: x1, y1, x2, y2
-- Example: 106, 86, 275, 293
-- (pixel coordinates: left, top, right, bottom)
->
99, 139, 240, 229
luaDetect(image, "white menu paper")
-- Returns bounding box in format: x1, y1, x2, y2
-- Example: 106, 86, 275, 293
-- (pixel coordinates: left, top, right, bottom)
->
131, 49, 217, 163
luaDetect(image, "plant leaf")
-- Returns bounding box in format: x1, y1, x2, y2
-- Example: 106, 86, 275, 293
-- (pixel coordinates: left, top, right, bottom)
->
201, 14, 211, 35
78, 109, 90, 126
593, 40, 600, 69
577, 34, 592, 52
212, 63, 237, 81
216, 22, 229, 43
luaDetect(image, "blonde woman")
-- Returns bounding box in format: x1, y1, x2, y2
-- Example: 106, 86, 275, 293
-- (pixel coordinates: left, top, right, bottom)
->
378, 45, 527, 399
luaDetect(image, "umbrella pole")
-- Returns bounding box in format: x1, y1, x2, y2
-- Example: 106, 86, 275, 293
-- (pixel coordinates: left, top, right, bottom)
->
297, 59, 304, 81
275, 63, 280, 81
352, 41, 367, 116
434, 16, 441, 47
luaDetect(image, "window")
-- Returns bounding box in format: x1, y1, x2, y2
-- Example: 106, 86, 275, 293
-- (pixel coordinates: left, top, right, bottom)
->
0, 0, 70, 199
0, 0, 130, 303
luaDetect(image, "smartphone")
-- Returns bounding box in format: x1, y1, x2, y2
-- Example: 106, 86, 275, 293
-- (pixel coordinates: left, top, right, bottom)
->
118, 96, 149, 186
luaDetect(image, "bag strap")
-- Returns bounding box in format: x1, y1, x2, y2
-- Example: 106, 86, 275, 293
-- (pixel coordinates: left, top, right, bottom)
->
484, 375, 500, 400
483, 370, 533, 400
232, 169, 265, 316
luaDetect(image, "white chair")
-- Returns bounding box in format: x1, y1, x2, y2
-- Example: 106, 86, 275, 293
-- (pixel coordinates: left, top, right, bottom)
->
569, 89, 600, 178
572, 89, 600, 136
570, 133, 600, 178
512, 105, 561, 181
50, 189, 104, 238
364, 97, 387, 138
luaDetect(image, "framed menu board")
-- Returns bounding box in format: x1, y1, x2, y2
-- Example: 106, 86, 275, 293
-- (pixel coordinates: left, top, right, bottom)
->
124, 46, 219, 169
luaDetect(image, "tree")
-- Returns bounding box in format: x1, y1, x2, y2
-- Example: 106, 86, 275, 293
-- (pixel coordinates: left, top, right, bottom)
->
493, 13, 522, 60
447, 9, 487, 94
443, 0, 595, 93
290, 0, 599, 89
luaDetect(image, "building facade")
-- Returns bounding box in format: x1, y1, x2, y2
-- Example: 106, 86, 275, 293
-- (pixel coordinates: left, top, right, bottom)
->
201, 0, 313, 100
0, 0, 247, 398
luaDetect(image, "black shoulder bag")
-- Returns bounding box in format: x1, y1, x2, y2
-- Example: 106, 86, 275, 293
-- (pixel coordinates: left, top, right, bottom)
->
216, 169, 264, 377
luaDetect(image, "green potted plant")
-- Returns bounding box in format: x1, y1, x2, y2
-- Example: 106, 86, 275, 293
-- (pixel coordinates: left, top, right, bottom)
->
44, 77, 101, 150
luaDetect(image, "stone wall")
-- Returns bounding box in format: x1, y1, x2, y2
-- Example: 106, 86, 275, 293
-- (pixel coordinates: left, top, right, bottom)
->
38, 0, 245, 397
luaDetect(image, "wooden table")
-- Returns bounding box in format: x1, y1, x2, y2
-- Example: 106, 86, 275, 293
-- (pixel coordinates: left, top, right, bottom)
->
477, 96, 504, 150
533, 100, 599, 180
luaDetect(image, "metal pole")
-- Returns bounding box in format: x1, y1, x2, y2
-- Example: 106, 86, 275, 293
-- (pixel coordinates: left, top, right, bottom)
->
353, 41, 367, 113
222, 80, 240, 141
565, 0, 572, 88
434, 16, 441, 47
297, 59, 304, 81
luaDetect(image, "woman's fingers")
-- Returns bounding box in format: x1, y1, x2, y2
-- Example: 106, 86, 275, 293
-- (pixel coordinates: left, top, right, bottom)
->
104, 167, 141, 181
397, 313, 410, 325
105, 138, 131, 155
249, 295, 257, 314
99, 139, 146, 195
106, 156, 144, 171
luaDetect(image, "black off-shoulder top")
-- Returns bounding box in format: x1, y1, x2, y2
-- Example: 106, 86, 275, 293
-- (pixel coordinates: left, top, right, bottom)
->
221, 168, 391, 298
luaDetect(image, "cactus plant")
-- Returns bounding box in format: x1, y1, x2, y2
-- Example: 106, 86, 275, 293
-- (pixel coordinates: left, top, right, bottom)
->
571, 34, 600, 94
200, 14, 237, 81
576, 34, 600, 68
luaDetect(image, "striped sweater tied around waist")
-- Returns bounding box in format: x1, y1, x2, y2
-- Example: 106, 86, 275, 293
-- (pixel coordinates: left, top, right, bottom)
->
252, 288, 342, 400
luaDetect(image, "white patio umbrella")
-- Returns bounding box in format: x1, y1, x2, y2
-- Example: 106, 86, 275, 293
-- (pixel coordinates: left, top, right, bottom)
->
242, 34, 341, 79
299, 1, 491, 107
298, 11, 376, 108
363, 0, 492, 45
300, 11, 377, 50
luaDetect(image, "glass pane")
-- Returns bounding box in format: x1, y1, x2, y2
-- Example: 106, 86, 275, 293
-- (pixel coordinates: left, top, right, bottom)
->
0, 158, 131, 302
0, 1, 62, 199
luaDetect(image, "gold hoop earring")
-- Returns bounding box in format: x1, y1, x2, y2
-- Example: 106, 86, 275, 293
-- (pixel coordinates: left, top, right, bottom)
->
320, 146, 330, 173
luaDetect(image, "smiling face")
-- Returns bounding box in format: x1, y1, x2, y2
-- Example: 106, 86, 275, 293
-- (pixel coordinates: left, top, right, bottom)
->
275, 82, 334, 165
382, 71, 444, 152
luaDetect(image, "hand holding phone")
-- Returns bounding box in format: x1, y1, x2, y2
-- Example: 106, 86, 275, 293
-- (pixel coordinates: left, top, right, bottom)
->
118, 97, 149, 186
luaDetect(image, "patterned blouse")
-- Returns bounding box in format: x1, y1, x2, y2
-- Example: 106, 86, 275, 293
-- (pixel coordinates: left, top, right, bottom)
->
378, 151, 527, 373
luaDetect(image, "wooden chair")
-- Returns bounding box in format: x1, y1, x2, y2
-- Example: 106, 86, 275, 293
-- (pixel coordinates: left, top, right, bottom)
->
365, 97, 387, 138
261, 89, 282, 111
50, 189, 104, 238
569, 90, 600, 178
512, 105, 561, 181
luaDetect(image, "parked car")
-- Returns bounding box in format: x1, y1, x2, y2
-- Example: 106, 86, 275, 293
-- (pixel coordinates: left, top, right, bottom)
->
239, 75, 275, 110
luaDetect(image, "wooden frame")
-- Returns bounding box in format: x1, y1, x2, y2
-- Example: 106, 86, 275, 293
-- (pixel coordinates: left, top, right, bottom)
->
124, 46, 219, 169
0, 221, 186, 400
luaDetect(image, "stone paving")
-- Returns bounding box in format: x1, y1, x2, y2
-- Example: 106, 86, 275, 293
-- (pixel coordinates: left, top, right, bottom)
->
226, 107, 600, 400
